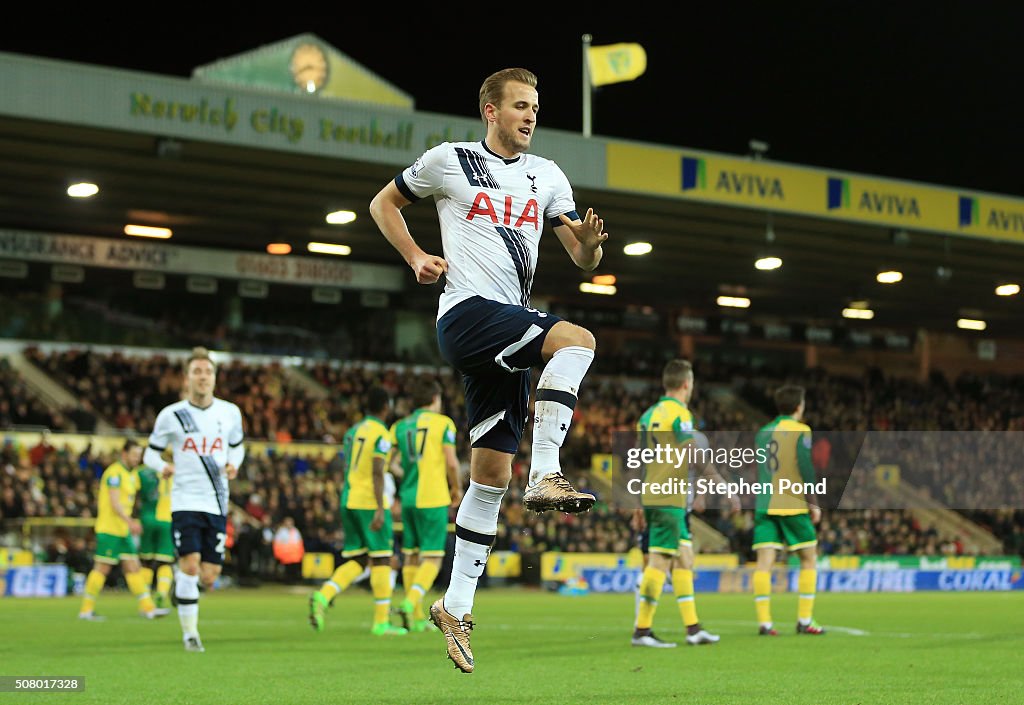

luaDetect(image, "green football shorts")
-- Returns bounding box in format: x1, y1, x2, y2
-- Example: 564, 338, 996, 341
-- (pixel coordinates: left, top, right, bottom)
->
401, 505, 449, 557
341, 507, 393, 558
138, 519, 175, 562
94, 532, 138, 564
752, 512, 817, 551
644, 506, 691, 555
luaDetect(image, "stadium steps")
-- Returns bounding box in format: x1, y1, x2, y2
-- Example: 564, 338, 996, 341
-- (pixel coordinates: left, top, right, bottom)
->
706, 383, 768, 431
716, 381, 1003, 555
892, 481, 1003, 554
4, 350, 115, 433
282, 364, 329, 400
690, 515, 731, 553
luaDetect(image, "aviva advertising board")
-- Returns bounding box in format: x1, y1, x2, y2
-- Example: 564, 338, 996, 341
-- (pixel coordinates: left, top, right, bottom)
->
606, 143, 1024, 245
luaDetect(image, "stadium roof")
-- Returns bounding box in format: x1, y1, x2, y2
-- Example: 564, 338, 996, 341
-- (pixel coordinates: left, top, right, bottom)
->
0, 47, 1021, 339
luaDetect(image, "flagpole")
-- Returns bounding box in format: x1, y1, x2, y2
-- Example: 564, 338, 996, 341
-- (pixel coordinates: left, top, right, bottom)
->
582, 33, 592, 137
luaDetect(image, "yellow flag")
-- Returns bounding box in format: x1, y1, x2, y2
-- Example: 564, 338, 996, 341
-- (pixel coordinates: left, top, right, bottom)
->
587, 43, 647, 86
591, 453, 615, 487
874, 464, 901, 487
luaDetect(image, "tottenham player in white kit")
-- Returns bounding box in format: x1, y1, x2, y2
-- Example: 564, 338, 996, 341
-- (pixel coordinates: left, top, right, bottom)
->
144, 347, 245, 652
370, 67, 608, 672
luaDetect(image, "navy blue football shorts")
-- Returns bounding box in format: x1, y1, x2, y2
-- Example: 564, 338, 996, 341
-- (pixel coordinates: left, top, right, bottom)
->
171, 511, 228, 565
437, 296, 563, 454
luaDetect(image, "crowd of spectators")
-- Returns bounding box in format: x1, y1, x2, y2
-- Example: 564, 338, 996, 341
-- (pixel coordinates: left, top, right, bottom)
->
13, 348, 756, 449
740, 366, 1024, 433
6, 428, 1011, 581
737, 365, 1024, 528
0, 433, 98, 521
25, 348, 340, 443
3, 355, 1024, 583
0, 359, 76, 432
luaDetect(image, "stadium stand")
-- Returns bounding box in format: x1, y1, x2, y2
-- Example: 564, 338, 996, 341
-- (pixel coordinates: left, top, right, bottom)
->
4, 347, 1023, 591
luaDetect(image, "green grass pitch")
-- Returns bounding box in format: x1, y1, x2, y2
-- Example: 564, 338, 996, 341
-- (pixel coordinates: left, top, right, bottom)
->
2, 586, 1022, 704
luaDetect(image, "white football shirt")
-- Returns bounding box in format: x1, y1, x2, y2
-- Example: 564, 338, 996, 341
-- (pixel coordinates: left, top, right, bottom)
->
396, 140, 578, 320
144, 397, 245, 516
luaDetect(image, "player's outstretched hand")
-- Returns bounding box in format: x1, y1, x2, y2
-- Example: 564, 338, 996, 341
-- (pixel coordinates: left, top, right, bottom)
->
630, 507, 646, 532
224, 463, 238, 480
560, 208, 609, 250
161, 463, 175, 479
809, 504, 821, 524
370, 507, 385, 532
692, 493, 707, 513
410, 252, 448, 284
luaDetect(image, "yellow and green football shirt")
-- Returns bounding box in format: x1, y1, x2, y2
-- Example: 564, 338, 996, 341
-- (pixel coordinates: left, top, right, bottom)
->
755, 415, 815, 514
391, 409, 457, 509
138, 466, 172, 523
95, 461, 139, 537
344, 415, 395, 510
636, 396, 694, 508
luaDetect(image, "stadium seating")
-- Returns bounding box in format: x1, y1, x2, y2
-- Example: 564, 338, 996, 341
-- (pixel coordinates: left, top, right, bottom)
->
3, 346, 1022, 585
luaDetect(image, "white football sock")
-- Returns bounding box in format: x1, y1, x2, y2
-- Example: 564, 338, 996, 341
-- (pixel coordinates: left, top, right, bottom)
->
530, 345, 594, 484
175, 572, 200, 637
444, 480, 505, 618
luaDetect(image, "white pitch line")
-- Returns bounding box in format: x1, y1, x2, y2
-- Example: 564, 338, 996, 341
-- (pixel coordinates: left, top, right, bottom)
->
711, 620, 993, 639
713, 619, 869, 635
824, 625, 870, 636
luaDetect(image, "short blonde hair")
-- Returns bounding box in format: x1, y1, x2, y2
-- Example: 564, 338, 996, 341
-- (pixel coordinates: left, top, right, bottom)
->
479, 68, 538, 123
187, 346, 216, 372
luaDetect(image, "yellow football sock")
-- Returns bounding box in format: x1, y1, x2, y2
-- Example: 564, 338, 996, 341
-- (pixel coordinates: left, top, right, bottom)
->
636, 566, 666, 630
139, 567, 154, 590
411, 561, 440, 620
402, 565, 418, 601
370, 566, 392, 626
672, 568, 698, 627
798, 569, 817, 622
79, 569, 107, 614
125, 571, 156, 613
319, 560, 363, 601
156, 564, 173, 599
753, 570, 773, 625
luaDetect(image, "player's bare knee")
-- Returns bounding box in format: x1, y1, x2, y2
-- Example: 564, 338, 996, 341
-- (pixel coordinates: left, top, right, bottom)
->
649, 553, 671, 574
472, 467, 510, 488
573, 325, 596, 350
543, 322, 595, 357
179, 555, 200, 576
199, 566, 220, 589
469, 448, 512, 489
555, 323, 595, 350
